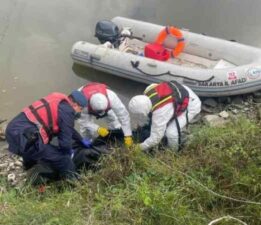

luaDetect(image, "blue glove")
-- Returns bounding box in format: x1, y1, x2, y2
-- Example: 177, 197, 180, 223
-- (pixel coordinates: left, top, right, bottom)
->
82, 138, 92, 148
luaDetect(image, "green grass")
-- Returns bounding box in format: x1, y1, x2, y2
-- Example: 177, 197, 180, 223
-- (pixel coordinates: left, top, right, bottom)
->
0, 116, 260, 225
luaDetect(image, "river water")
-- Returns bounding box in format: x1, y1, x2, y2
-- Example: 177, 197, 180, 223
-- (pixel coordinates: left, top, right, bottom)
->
1, 0, 261, 119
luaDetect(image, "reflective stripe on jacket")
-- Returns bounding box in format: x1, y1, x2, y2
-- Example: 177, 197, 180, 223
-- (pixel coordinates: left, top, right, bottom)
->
144, 81, 189, 116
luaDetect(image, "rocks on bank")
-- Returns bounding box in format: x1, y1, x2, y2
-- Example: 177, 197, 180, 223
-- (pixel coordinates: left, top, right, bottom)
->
202, 93, 261, 127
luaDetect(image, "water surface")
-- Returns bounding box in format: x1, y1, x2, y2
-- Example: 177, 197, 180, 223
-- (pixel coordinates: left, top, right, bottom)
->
1, 0, 261, 119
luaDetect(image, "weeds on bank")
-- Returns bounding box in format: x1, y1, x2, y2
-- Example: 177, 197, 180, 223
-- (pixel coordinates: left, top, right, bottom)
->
0, 116, 260, 225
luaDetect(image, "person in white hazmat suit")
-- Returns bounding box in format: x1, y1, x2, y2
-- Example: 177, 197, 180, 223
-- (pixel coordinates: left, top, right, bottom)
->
128, 81, 201, 151
78, 82, 133, 148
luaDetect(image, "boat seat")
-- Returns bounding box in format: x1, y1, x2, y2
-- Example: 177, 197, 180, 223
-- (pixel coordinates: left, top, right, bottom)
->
118, 38, 236, 70
119, 38, 145, 55
168, 52, 217, 69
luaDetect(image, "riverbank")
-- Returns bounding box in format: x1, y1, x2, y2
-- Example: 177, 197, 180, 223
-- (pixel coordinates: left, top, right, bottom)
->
0, 94, 261, 224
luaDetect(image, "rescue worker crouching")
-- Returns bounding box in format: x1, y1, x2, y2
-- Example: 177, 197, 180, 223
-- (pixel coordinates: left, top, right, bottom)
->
78, 82, 133, 148
128, 81, 201, 151
5, 90, 90, 180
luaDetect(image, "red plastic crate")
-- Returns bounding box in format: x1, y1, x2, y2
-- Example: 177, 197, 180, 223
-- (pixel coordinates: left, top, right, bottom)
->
144, 43, 170, 61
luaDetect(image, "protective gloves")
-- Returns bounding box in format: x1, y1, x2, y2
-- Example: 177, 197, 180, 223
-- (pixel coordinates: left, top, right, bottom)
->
82, 138, 92, 148
97, 127, 109, 137
124, 136, 133, 148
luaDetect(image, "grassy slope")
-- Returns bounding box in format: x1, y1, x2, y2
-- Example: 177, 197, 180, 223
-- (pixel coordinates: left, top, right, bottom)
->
0, 116, 260, 225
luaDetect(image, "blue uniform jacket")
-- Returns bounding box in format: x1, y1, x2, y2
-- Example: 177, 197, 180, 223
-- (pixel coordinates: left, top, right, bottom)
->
6, 100, 83, 155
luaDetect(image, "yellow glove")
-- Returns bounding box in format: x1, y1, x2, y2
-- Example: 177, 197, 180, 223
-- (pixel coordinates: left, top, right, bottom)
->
97, 127, 109, 137
124, 136, 133, 148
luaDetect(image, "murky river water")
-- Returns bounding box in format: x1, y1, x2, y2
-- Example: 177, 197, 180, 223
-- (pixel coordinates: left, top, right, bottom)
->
1, 0, 261, 119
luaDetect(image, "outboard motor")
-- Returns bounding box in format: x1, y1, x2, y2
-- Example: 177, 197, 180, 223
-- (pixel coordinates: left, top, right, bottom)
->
95, 20, 121, 47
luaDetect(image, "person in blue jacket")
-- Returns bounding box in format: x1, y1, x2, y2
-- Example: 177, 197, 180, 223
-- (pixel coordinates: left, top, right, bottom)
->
5, 90, 91, 180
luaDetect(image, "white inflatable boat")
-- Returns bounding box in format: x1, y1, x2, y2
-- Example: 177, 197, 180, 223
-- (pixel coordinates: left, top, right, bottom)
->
71, 17, 261, 97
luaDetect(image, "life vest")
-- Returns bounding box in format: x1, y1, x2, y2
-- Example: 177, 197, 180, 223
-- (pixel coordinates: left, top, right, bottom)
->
144, 81, 189, 117
23, 92, 72, 144
81, 83, 111, 118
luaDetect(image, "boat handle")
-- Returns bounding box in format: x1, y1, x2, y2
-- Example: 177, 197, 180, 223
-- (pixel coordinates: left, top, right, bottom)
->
90, 54, 101, 61
147, 62, 157, 67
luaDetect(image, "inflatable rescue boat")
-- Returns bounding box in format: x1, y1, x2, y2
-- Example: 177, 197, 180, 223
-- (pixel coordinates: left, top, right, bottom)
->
71, 17, 261, 97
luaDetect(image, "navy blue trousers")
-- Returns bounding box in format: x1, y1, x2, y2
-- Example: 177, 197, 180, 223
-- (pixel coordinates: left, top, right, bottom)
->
5, 113, 76, 179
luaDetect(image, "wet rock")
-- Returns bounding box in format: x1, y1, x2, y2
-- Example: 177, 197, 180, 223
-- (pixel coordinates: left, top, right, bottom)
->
244, 101, 250, 106
253, 91, 261, 103
203, 98, 218, 108
0, 144, 26, 187
233, 104, 244, 110
231, 96, 244, 105
202, 105, 215, 113
7, 162, 15, 171
203, 115, 228, 127
218, 96, 231, 104
7, 173, 16, 183
18, 172, 26, 177
245, 94, 254, 105
0, 163, 8, 169
253, 91, 261, 98
231, 109, 239, 114
0, 144, 8, 151
219, 111, 229, 119
14, 160, 23, 167
0, 171, 7, 176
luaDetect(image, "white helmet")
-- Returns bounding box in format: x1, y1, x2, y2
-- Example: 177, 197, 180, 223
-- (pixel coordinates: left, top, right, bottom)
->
89, 93, 108, 111
128, 95, 152, 116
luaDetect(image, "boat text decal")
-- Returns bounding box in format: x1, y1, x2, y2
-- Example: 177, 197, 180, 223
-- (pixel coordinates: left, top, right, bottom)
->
198, 78, 247, 87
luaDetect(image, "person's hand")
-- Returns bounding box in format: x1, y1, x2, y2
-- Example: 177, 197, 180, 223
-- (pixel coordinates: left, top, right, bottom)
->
97, 127, 109, 137
124, 136, 133, 148
81, 138, 92, 148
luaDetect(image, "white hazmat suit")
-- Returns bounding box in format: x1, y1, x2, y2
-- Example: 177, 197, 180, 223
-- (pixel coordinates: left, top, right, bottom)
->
78, 86, 132, 140
128, 83, 201, 150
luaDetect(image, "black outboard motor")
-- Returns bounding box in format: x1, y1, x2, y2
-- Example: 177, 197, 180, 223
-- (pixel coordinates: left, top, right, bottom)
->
95, 20, 121, 47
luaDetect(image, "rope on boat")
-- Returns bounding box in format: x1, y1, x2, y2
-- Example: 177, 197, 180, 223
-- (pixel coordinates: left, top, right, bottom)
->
131, 60, 215, 83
